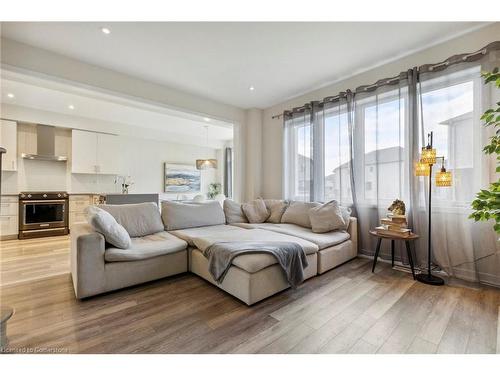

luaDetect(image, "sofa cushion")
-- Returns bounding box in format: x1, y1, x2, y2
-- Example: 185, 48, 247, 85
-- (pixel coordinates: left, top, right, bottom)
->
191, 228, 318, 273
340, 206, 352, 231
309, 200, 345, 233
254, 223, 350, 250
161, 200, 226, 230
85, 206, 131, 249
169, 224, 243, 246
99, 202, 164, 237
242, 198, 270, 223
105, 231, 187, 262
191, 228, 318, 255
281, 201, 320, 228
223, 199, 248, 224
263, 199, 289, 224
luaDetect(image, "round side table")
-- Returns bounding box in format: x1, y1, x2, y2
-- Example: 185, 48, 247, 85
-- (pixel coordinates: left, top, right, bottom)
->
369, 230, 418, 279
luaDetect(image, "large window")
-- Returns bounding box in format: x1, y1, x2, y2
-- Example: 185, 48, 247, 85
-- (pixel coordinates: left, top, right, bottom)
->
284, 66, 482, 208
419, 69, 480, 206
355, 90, 407, 206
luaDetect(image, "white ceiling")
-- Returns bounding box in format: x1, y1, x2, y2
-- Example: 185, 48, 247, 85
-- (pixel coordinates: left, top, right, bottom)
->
0, 71, 233, 148
0, 22, 488, 109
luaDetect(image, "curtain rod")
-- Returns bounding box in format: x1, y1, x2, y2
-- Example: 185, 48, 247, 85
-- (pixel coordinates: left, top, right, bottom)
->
271, 41, 499, 120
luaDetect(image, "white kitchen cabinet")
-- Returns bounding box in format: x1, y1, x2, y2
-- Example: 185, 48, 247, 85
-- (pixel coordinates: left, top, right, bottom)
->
0, 196, 18, 239
0, 120, 18, 171
97, 133, 122, 175
72, 130, 122, 175
72, 130, 98, 174
69, 195, 93, 230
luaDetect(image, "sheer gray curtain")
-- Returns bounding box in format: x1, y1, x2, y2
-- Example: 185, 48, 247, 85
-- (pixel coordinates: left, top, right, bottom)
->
224, 147, 233, 199
414, 50, 500, 285
283, 105, 314, 201
282, 42, 500, 285
352, 73, 412, 263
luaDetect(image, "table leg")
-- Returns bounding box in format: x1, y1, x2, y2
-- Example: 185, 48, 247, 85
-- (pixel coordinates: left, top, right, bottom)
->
391, 240, 395, 267
405, 241, 416, 280
372, 238, 382, 273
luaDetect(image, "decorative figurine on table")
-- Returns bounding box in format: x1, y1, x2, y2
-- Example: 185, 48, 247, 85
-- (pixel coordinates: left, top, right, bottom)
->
388, 199, 406, 216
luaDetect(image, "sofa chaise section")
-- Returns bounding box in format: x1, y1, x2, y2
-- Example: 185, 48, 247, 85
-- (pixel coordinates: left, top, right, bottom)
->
71, 223, 188, 299
231, 217, 358, 274
175, 226, 319, 305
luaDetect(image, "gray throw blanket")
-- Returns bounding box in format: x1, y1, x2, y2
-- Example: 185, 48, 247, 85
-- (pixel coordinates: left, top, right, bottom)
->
204, 241, 308, 288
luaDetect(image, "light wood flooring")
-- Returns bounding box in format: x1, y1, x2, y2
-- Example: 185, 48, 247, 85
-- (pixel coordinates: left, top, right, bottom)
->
1, 236, 500, 353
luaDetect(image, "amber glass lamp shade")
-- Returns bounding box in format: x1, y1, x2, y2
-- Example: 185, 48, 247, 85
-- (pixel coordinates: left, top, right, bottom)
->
415, 161, 430, 176
435, 168, 452, 187
196, 159, 217, 170
420, 147, 437, 164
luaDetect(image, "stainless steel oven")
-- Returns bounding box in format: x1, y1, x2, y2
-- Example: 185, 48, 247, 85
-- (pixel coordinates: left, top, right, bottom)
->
19, 192, 69, 239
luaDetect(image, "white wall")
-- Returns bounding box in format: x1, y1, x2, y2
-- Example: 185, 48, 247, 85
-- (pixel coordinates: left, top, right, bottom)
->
261, 23, 500, 199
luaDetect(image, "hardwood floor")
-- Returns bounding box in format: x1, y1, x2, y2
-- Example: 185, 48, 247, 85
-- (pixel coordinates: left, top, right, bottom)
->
0, 235, 70, 286
1, 237, 500, 353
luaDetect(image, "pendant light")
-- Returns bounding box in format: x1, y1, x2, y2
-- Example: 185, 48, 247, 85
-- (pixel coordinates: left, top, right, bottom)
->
196, 125, 217, 170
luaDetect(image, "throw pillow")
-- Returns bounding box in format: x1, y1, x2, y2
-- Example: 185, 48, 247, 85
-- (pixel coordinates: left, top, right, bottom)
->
263, 199, 289, 223
99, 202, 164, 237
223, 199, 248, 224
85, 206, 131, 249
309, 200, 346, 233
281, 201, 320, 228
242, 198, 270, 223
339, 206, 352, 231
161, 200, 226, 230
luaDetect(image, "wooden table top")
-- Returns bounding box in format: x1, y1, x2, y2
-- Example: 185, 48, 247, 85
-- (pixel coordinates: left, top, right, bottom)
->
369, 230, 419, 240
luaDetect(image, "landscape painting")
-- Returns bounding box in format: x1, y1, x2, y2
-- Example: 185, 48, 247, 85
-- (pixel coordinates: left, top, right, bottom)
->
164, 163, 201, 193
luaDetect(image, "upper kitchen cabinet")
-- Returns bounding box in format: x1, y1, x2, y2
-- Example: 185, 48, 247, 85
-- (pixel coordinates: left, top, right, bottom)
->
0, 120, 18, 171
71, 129, 122, 175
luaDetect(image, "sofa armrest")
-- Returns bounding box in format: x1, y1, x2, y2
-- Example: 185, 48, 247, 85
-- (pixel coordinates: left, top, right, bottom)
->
70, 223, 106, 298
347, 217, 358, 254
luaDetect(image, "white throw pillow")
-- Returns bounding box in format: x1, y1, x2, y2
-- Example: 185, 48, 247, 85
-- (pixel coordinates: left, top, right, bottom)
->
85, 206, 131, 249
242, 198, 270, 223
223, 199, 248, 224
309, 200, 346, 233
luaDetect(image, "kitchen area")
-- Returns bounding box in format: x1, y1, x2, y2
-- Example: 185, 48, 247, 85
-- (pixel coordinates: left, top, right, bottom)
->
0, 76, 236, 245
1, 117, 232, 241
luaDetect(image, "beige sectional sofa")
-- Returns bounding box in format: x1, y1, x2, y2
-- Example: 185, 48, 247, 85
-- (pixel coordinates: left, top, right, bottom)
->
71, 200, 358, 305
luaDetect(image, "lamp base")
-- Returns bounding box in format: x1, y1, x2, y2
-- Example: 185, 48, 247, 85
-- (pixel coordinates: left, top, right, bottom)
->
416, 273, 445, 286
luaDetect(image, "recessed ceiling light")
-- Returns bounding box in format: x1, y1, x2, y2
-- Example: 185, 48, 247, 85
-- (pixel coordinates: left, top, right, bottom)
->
7, 93, 15, 98
203, 117, 211, 122
101, 27, 111, 35
249, 86, 255, 91
68, 104, 75, 110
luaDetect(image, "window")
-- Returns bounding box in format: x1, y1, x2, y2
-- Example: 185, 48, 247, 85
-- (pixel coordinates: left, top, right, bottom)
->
356, 90, 407, 205
419, 67, 481, 206
324, 106, 351, 204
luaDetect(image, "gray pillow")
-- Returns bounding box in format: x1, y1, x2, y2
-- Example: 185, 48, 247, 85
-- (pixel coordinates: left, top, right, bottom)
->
223, 199, 248, 224
309, 200, 345, 233
85, 206, 131, 249
340, 206, 352, 231
263, 199, 289, 224
161, 200, 226, 230
99, 202, 164, 237
242, 198, 270, 223
281, 201, 320, 228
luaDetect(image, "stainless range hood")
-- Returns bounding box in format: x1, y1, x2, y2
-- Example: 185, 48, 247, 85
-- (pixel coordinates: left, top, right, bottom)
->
21, 124, 67, 162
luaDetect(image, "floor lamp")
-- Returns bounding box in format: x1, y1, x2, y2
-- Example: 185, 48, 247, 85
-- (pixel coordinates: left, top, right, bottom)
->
414, 131, 452, 285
